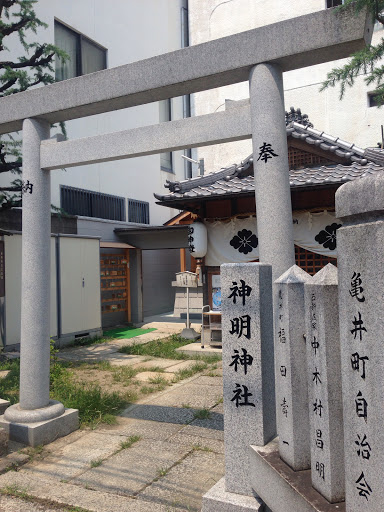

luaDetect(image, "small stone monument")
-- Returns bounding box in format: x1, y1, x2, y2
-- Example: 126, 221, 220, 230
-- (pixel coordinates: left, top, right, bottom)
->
275, 265, 312, 471
336, 172, 384, 511
221, 263, 275, 497
304, 263, 345, 503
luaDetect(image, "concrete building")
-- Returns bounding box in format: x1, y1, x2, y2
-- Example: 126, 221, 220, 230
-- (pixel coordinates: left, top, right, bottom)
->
0, 0, 192, 342
188, 0, 384, 174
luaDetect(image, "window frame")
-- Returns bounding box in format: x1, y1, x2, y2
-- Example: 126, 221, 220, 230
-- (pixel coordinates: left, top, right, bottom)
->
54, 19, 107, 81
60, 185, 125, 221
326, 0, 344, 8
127, 198, 150, 225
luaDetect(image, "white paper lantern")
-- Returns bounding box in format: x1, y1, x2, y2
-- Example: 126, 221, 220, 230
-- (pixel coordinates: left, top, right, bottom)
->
187, 222, 207, 258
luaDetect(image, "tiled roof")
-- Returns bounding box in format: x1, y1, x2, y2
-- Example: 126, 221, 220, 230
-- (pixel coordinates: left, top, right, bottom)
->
287, 122, 368, 164
155, 162, 383, 202
155, 118, 384, 204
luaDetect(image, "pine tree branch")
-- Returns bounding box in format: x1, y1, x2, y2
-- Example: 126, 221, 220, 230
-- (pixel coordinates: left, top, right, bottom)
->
0, 76, 16, 92
0, 185, 20, 191
0, 1, 16, 20
0, 15, 33, 38
0, 44, 45, 68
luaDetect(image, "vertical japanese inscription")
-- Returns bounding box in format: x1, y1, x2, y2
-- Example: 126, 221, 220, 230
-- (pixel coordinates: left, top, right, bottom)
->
275, 266, 311, 471
228, 279, 254, 406
348, 271, 373, 503
305, 264, 344, 503
220, 263, 274, 496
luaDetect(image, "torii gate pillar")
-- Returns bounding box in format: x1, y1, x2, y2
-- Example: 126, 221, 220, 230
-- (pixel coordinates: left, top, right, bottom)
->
249, 63, 295, 281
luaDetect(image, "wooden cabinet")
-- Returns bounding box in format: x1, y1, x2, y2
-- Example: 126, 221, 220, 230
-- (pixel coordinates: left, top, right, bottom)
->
100, 252, 131, 321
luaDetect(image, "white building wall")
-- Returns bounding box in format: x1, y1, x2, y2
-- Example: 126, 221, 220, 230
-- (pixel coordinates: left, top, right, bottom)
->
189, 0, 384, 173
0, 0, 188, 225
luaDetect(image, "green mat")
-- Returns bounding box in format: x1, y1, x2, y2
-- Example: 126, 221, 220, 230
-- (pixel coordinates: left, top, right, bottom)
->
103, 326, 157, 340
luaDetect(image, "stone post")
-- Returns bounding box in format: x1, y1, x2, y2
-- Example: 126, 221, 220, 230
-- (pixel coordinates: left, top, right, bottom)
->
274, 265, 311, 471
19, 118, 51, 409
249, 63, 295, 282
335, 172, 384, 511
221, 263, 275, 497
0, 118, 78, 446
304, 264, 345, 503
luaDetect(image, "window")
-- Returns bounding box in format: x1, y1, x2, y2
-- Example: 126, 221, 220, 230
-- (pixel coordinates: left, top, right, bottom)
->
55, 20, 107, 81
61, 185, 125, 221
295, 246, 337, 276
326, 0, 343, 7
368, 92, 382, 107
127, 199, 150, 224
159, 99, 173, 172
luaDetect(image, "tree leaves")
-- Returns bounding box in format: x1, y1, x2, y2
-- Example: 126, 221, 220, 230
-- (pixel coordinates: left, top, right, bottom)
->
321, 0, 384, 105
0, 0, 68, 210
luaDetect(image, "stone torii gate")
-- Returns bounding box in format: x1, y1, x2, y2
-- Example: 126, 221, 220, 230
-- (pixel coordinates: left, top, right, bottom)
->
0, 0, 371, 471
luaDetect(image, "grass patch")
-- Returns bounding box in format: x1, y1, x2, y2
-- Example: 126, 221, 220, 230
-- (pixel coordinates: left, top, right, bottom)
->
140, 385, 156, 395
193, 408, 211, 420
90, 457, 103, 468
1, 484, 31, 500
192, 444, 213, 452
119, 334, 221, 364
120, 435, 141, 450
156, 467, 168, 477
51, 376, 127, 428
172, 362, 208, 383
148, 375, 168, 386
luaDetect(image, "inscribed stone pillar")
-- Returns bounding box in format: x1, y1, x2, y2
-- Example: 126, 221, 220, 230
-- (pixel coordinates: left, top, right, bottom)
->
274, 265, 311, 471
221, 263, 275, 497
335, 172, 384, 511
249, 63, 295, 282
19, 118, 52, 410
304, 264, 345, 503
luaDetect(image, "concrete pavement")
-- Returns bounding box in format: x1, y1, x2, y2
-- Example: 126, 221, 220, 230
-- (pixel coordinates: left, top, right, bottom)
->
0, 321, 224, 512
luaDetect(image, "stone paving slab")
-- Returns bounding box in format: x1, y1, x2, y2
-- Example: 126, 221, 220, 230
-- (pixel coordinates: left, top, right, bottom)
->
192, 375, 223, 387
180, 423, 224, 442
97, 417, 184, 441
122, 404, 197, 425
0, 495, 59, 512
176, 343, 222, 357
151, 382, 222, 409
0, 471, 178, 512
163, 360, 198, 373
171, 432, 225, 455
25, 432, 123, 481
71, 438, 191, 496
132, 358, 183, 370
138, 450, 225, 511
135, 371, 175, 383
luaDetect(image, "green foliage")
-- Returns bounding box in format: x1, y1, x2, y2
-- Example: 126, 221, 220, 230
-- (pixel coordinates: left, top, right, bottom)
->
119, 435, 141, 450
119, 334, 221, 364
50, 338, 65, 383
90, 457, 103, 468
0, 358, 20, 404
50, 377, 127, 427
0, 0, 68, 209
321, 0, 384, 104
193, 408, 211, 420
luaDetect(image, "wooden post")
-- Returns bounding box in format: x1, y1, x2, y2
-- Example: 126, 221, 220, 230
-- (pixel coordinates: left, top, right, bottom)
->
125, 248, 131, 323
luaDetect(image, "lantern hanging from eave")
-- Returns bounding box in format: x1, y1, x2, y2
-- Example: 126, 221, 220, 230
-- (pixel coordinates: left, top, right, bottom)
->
187, 222, 207, 258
